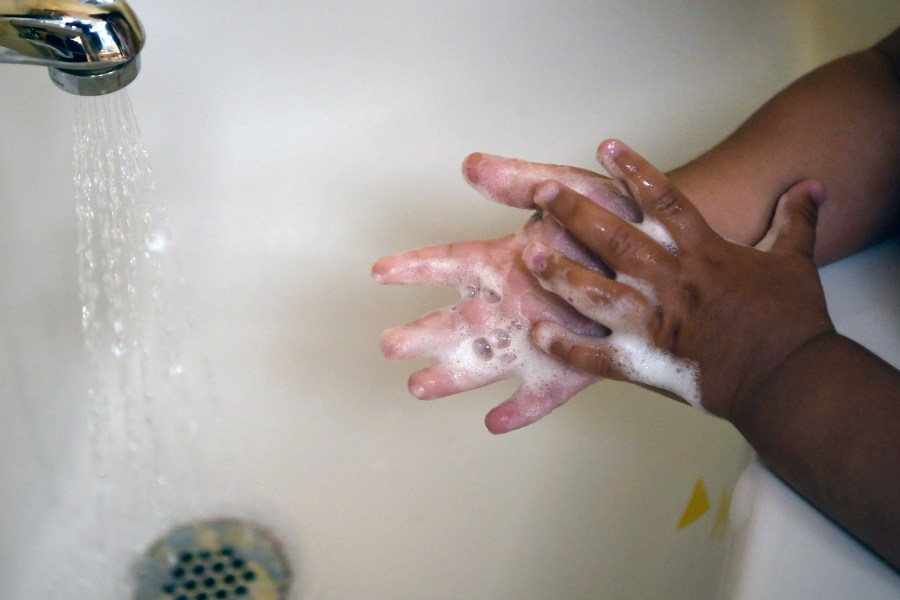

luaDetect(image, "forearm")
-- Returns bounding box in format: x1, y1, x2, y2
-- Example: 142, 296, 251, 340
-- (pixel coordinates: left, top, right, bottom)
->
732, 332, 900, 567
670, 30, 900, 265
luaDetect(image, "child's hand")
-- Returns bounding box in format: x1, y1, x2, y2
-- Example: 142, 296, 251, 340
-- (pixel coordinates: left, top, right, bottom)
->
372, 154, 640, 433
525, 139, 834, 419
372, 215, 602, 433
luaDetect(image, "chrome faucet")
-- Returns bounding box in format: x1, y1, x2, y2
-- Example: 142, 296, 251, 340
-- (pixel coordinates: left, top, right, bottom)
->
0, 0, 144, 95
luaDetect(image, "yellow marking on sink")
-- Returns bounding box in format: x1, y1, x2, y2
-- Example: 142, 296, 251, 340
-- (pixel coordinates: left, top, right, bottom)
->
678, 477, 710, 529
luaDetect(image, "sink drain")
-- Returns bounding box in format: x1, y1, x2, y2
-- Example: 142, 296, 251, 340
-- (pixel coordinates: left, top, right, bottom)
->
134, 518, 291, 600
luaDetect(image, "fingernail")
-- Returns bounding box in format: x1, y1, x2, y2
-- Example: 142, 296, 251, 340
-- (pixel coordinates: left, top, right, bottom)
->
462, 152, 486, 185
596, 139, 627, 177
597, 138, 623, 161
370, 259, 389, 283
534, 180, 561, 208
522, 242, 548, 272
808, 182, 826, 207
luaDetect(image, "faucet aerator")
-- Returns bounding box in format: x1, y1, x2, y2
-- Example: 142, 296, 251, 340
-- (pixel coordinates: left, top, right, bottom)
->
49, 55, 140, 96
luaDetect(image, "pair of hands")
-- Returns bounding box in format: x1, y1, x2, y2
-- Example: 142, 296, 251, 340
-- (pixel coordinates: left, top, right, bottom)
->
372, 140, 833, 432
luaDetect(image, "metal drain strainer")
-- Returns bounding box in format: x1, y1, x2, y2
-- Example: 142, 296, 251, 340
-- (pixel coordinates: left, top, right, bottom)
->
134, 518, 291, 600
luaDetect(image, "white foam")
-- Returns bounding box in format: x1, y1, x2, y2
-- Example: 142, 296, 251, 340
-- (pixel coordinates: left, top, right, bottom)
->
615, 273, 659, 308
438, 258, 595, 396
442, 316, 527, 381
635, 216, 678, 254
423, 224, 701, 413
606, 332, 701, 408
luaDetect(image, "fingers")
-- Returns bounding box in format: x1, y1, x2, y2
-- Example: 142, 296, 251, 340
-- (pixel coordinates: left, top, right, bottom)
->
380, 307, 461, 360
532, 322, 701, 407
483, 382, 585, 434
371, 240, 493, 287
407, 363, 507, 400
531, 322, 627, 380
755, 179, 825, 257
522, 242, 652, 328
462, 152, 641, 221
533, 180, 677, 280
596, 139, 714, 249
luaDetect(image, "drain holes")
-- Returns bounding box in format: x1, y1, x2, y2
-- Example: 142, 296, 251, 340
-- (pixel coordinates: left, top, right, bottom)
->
160, 548, 260, 599
136, 519, 291, 600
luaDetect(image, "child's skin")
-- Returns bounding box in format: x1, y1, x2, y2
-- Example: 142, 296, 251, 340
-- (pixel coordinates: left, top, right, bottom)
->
372, 182, 617, 434
372, 28, 900, 565
525, 140, 832, 421
522, 138, 900, 570
373, 153, 703, 434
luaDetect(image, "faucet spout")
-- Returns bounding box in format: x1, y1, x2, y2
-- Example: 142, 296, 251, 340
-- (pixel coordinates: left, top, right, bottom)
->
0, 0, 145, 95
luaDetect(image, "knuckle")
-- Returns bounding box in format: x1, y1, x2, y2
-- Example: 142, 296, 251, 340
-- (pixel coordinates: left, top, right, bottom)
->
605, 223, 635, 258
679, 281, 701, 311
584, 285, 612, 306
582, 349, 611, 376
647, 304, 686, 353
663, 319, 683, 352
647, 306, 671, 347
540, 258, 574, 291
566, 344, 614, 377
648, 306, 665, 336
652, 186, 682, 217
551, 192, 581, 222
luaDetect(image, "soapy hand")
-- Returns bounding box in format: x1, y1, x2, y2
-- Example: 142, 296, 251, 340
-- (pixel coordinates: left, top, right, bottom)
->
525, 139, 835, 419
372, 155, 640, 433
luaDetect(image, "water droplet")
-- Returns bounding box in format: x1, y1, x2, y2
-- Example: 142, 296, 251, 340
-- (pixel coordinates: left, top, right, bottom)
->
473, 337, 493, 360
481, 288, 501, 303
489, 329, 511, 349
146, 231, 168, 253
463, 285, 478, 298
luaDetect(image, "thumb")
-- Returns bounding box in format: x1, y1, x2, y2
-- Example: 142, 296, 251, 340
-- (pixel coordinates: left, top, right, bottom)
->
756, 179, 825, 257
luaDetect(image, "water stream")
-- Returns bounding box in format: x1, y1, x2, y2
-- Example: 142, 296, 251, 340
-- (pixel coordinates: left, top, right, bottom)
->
35, 90, 235, 598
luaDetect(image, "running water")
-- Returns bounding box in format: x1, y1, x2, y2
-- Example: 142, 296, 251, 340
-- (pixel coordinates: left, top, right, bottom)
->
31, 91, 235, 599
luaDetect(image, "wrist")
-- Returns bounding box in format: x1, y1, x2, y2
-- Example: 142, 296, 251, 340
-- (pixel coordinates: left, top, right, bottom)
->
729, 329, 842, 434
725, 329, 900, 566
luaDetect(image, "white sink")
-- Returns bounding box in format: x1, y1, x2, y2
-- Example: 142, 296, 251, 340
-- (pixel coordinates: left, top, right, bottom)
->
0, 2, 897, 598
